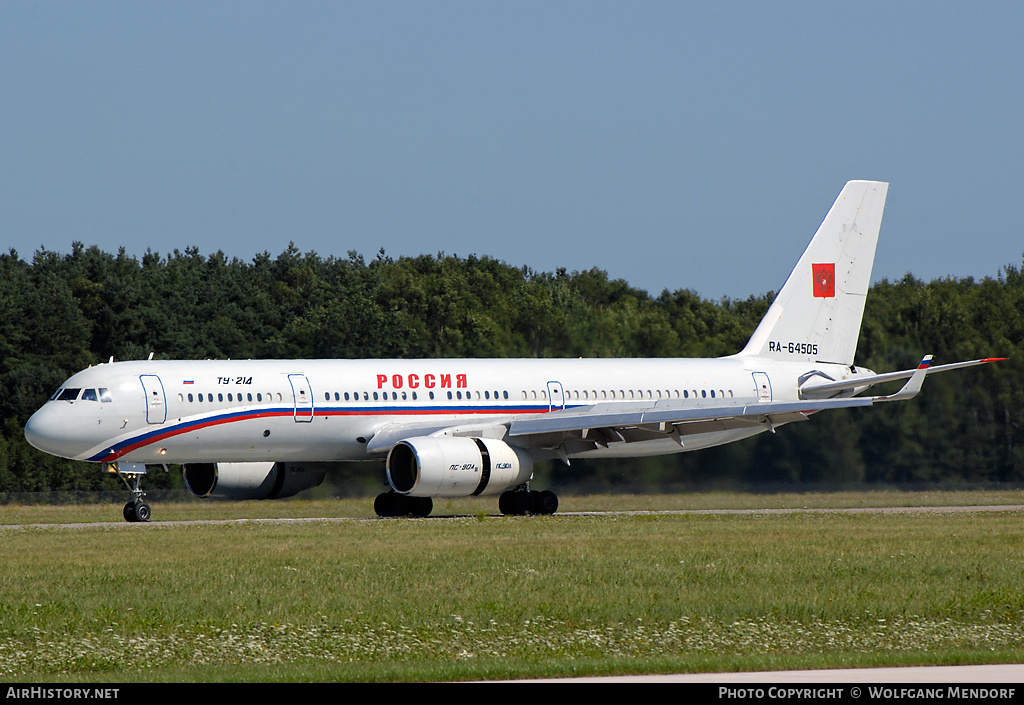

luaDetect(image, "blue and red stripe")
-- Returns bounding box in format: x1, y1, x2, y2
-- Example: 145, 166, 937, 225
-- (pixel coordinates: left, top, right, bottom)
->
88, 403, 556, 462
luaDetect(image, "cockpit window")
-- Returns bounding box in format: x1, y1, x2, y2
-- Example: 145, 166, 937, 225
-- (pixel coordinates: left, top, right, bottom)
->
52, 387, 112, 403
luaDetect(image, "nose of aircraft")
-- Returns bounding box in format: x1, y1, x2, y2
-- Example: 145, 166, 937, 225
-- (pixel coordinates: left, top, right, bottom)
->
24, 405, 73, 458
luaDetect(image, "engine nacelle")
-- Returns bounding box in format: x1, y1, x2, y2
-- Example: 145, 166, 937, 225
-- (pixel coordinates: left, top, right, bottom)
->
182, 461, 326, 500
386, 436, 533, 497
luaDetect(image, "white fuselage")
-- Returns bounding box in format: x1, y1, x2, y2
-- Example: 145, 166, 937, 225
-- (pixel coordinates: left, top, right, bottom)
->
24, 355, 864, 466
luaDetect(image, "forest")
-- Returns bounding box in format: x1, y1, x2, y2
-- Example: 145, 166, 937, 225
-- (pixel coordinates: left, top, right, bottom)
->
1, 242, 1022, 496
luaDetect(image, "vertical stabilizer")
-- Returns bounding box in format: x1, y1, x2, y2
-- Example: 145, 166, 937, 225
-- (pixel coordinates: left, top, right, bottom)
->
739, 180, 888, 366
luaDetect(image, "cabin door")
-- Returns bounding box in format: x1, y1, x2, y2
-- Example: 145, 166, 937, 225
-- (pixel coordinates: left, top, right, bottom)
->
546, 381, 566, 411
752, 372, 772, 402
140, 375, 167, 424
288, 374, 314, 422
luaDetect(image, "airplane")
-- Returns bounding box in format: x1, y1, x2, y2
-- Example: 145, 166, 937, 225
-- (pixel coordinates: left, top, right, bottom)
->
23, 180, 1004, 522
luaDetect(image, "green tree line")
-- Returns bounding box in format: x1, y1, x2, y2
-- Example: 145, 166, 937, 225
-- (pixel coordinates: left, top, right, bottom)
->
1, 242, 1021, 494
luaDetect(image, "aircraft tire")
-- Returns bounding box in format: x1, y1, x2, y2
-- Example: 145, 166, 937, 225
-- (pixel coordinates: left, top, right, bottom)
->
374, 492, 400, 517
410, 496, 432, 518
534, 490, 558, 515
499, 490, 531, 516
122, 500, 151, 523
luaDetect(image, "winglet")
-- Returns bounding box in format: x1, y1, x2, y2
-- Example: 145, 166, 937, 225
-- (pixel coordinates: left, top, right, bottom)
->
876, 355, 932, 402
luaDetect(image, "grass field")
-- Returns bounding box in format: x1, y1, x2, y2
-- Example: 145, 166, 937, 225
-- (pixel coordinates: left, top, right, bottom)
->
1, 490, 1022, 682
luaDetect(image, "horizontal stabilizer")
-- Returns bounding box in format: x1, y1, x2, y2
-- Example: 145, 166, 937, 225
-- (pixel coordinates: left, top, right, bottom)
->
800, 357, 1006, 398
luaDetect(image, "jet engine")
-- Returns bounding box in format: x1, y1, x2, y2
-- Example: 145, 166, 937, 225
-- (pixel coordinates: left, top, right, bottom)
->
182, 461, 326, 500
386, 436, 533, 497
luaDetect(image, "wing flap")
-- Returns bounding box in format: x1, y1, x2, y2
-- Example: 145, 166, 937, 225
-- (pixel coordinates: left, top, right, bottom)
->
508, 396, 874, 439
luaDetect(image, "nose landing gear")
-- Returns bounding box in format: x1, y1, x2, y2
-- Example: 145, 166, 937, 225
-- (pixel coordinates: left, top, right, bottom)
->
105, 461, 153, 523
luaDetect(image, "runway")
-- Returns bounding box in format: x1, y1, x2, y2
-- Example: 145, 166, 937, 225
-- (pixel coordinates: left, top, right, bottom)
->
2, 502, 1022, 531
533, 663, 1024, 683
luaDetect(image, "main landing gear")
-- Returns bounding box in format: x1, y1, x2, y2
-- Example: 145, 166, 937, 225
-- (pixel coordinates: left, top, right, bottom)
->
498, 486, 558, 516
106, 461, 152, 523
373, 485, 559, 518
374, 491, 433, 518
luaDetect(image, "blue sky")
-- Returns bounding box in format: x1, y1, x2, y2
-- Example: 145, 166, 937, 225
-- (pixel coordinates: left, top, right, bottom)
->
2, 1, 1022, 300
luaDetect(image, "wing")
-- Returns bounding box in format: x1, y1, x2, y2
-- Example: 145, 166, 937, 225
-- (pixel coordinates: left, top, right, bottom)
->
505, 358, 931, 455
365, 354, 995, 458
